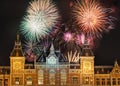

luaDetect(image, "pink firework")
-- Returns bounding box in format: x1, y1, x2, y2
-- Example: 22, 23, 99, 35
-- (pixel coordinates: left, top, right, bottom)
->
75, 33, 94, 48
76, 33, 85, 45
63, 32, 73, 42
73, 0, 114, 37
25, 50, 36, 62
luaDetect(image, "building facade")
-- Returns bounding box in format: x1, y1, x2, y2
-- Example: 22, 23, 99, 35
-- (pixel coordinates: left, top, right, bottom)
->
0, 35, 120, 86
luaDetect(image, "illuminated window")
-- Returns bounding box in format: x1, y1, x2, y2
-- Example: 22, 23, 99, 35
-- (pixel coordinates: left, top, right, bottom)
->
73, 77, 78, 84
83, 77, 89, 84
112, 78, 116, 85
5, 79, 8, 86
49, 69, 55, 85
96, 78, 100, 85
0, 79, 2, 86
38, 70, 44, 85
61, 69, 67, 85
15, 77, 19, 85
102, 78, 105, 85
107, 78, 110, 85
118, 78, 120, 85
26, 77, 32, 85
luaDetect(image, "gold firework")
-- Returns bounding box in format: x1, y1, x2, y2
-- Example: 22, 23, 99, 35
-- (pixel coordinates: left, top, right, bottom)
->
73, 0, 114, 37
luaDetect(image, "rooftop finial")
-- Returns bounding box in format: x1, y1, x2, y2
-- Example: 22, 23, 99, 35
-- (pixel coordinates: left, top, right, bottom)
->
16, 34, 20, 42
114, 59, 119, 67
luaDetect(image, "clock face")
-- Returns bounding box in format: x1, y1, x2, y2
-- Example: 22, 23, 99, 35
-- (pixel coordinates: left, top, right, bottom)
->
48, 56, 56, 64
13, 62, 22, 70
83, 61, 91, 70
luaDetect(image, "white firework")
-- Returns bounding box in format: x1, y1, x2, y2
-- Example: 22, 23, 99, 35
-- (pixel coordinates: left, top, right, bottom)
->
20, 0, 60, 41
22, 40, 43, 59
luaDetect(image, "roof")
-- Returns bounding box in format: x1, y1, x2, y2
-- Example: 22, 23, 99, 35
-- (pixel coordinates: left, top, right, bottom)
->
81, 44, 93, 56
10, 34, 24, 57
36, 43, 65, 62
94, 66, 113, 74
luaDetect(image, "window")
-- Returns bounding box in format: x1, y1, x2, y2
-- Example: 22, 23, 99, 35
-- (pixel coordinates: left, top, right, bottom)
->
118, 78, 120, 85
15, 77, 19, 85
83, 77, 89, 84
73, 77, 78, 84
96, 78, 100, 85
61, 69, 67, 85
0, 79, 2, 86
5, 79, 8, 86
112, 78, 116, 85
26, 77, 32, 85
49, 69, 55, 85
107, 78, 110, 85
102, 78, 105, 85
38, 70, 44, 85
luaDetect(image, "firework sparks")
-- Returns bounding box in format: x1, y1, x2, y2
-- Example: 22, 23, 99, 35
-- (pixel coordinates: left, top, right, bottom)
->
22, 41, 43, 61
76, 33, 85, 45
20, 0, 60, 41
73, 0, 114, 37
65, 51, 80, 63
63, 32, 73, 42
25, 50, 36, 62
23, 41, 38, 51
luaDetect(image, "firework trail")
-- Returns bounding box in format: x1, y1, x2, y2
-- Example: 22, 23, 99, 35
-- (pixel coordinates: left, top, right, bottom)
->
20, 0, 60, 41
65, 51, 80, 63
73, 0, 115, 38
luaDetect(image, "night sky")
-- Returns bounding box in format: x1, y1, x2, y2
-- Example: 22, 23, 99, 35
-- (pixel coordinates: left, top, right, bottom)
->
0, 0, 120, 66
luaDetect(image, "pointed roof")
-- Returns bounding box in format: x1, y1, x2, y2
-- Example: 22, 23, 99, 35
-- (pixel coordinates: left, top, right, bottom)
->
47, 42, 57, 58
10, 34, 24, 57
49, 43, 55, 55
114, 59, 119, 68
46, 42, 58, 65
110, 59, 120, 74
81, 39, 93, 56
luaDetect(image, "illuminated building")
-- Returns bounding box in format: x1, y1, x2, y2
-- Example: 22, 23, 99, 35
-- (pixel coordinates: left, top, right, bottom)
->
0, 35, 120, 86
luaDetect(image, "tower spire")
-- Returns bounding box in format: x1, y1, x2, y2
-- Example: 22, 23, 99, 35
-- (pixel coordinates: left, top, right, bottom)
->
10, 34, 24, 57
50, 43, 55, 55
114, 59, 119, 68
16, 33, 20, 42
81, 38, 93, 56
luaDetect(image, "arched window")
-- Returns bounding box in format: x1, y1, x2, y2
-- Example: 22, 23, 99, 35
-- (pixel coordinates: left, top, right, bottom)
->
38, 70, 44, 85
15, 77, 19, 85
61, 69, 67, 85
26, 77, 32, 85
49, 69, 55, 85
73, 76, 78, 84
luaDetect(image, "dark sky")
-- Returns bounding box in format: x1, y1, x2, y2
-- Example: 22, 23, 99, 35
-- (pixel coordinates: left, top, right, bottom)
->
0, 0, 120, 66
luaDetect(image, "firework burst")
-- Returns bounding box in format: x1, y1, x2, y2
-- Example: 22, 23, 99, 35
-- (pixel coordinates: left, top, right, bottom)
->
73, 0, 115, 37
20, 0, 60, 41
63, 32, 73, 42
22, 40, 43, 61
65, 51, 80, 63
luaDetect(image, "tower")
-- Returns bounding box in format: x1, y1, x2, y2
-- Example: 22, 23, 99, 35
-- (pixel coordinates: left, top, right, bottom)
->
10, 34, 25, 86
46, 43, 58, 65
80, 41, 94, 86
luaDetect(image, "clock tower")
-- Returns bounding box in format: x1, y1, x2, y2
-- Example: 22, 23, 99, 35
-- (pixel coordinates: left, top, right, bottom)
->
10, 34, 25, 86
80, 41, 94, 86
